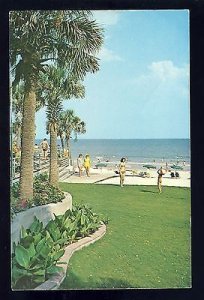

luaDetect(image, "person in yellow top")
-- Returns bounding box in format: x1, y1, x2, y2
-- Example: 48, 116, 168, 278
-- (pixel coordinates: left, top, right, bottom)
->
119, 157, 126, 187
84, 154, 91, 177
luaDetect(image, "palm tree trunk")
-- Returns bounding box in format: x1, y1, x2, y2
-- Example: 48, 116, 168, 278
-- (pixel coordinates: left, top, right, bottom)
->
49, 123, 59, 187
19, 82, 36, 200
66, 136, 71, 159
60, 134, 65, 153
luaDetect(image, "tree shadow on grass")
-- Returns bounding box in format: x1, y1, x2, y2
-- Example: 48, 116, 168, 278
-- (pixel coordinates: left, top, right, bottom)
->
96, 277, 136, 289
59, 270, 134, 290
140, 189, 158, 194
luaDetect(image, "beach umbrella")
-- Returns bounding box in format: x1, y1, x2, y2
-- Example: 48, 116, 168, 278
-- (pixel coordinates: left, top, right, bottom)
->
143, 164, 156, 169
95, 162, 107, 168
170, 165, 183, 170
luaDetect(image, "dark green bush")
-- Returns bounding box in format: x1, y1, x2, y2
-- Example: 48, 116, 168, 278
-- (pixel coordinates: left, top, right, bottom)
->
12, 204, 107, 289
12, 217, 65, 289
11, 173, 65, 214
34, 172, 49, 182
12, 182, 20, 198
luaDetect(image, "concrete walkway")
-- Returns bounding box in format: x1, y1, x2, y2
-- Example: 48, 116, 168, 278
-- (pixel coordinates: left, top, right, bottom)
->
60, 168, 190, 188
61, 168, 115, 184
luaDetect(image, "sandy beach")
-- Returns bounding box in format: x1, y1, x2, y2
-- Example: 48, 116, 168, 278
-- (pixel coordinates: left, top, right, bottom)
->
61, 166, 190, 188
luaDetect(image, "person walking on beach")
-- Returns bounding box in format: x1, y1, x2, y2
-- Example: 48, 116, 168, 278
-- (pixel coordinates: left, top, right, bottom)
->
119, 157, 126, 187
40, 138, 49, 160
157, 166, 166, 193
84, 154, 91, 177
77, 154, 84, 177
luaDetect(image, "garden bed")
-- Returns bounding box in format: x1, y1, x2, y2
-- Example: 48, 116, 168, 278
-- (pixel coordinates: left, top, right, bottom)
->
11, 201, 108, 290
34, 222, 106, 290
11, 192, 72, 252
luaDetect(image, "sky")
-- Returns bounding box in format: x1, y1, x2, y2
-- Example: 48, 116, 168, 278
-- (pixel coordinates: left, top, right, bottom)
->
35, 10, 190, 139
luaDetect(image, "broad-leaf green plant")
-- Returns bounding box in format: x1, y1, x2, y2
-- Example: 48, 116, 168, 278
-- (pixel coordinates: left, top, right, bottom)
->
12, 203, 107, 289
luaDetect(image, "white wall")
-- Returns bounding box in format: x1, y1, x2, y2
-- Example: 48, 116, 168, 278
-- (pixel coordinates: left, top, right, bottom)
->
11, 192, 72, 252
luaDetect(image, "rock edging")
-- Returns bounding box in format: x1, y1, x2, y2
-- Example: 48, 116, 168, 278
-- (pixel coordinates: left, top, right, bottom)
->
34, 222, 106, 290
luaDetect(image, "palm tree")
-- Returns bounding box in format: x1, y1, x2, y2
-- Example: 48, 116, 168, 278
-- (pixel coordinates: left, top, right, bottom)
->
74, 119, 86, 138
42, 65, 87, 186
10, 11, 104, 200
46, 99, 63, 187
57, 80, 85, 153
63, 110, 75, 158
57, 121, 65, 154
59, 110, 86, 160
43, 66, 86, 186
71, 117, 86, 144
12, 82, 45, 148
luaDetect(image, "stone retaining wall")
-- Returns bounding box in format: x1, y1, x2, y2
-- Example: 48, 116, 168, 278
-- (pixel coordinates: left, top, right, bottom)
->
11, 192, 72, 252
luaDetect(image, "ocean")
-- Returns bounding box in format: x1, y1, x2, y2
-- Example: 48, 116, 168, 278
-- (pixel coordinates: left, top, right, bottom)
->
35, 139, 190, 170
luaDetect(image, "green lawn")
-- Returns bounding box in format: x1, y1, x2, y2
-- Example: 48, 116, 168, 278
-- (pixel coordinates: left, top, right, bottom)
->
59, 183, 191, 289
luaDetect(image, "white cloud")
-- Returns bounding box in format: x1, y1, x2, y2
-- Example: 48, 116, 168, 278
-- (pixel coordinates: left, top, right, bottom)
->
129, 60, 190, 114
148, 60, 189, 82
92, 10, 120, 26
91, 11, 122, 63
132, 60, 189, 90
98, 47, 123, 62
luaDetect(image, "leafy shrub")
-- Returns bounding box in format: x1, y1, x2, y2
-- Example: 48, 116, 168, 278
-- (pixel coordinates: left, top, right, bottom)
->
12, 204, 107, 289
11, 193, 34, 216
12, 182, 20, 198
11, 173, 65, 214
33, 183, 65, 206
12, 217, 65, 289
99, 214, 110, 225
34, 172, 49, 183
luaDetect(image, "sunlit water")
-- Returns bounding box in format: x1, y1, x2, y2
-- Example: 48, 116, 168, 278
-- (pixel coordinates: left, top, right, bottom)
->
36, 138, 190, 171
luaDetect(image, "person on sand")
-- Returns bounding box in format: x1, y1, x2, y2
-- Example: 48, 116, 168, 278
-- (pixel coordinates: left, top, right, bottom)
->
157, 166, 166, 193
77, 154, 84, 177
40, 138, 49, 160
119, 157, 126, 187
84, 154, 91, 177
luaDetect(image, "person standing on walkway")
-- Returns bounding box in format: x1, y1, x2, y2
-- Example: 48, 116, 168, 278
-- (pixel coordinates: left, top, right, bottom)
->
119, 157, 126, 187
84, 154, 91, 177
77, 154, 84, 177
157, 166, 166, 193
40, 138, 49, 160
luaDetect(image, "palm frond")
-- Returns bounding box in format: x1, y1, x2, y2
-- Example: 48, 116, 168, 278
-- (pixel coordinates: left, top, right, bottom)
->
10, 10, 104, 82
46, 98, 63, 125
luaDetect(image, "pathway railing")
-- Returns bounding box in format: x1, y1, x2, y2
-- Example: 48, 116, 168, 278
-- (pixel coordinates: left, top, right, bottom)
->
12, 154, 73, 184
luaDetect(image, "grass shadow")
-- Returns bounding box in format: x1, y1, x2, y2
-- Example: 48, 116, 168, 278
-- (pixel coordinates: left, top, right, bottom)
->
60, 270, 133, 289
140, 189, 158, 194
